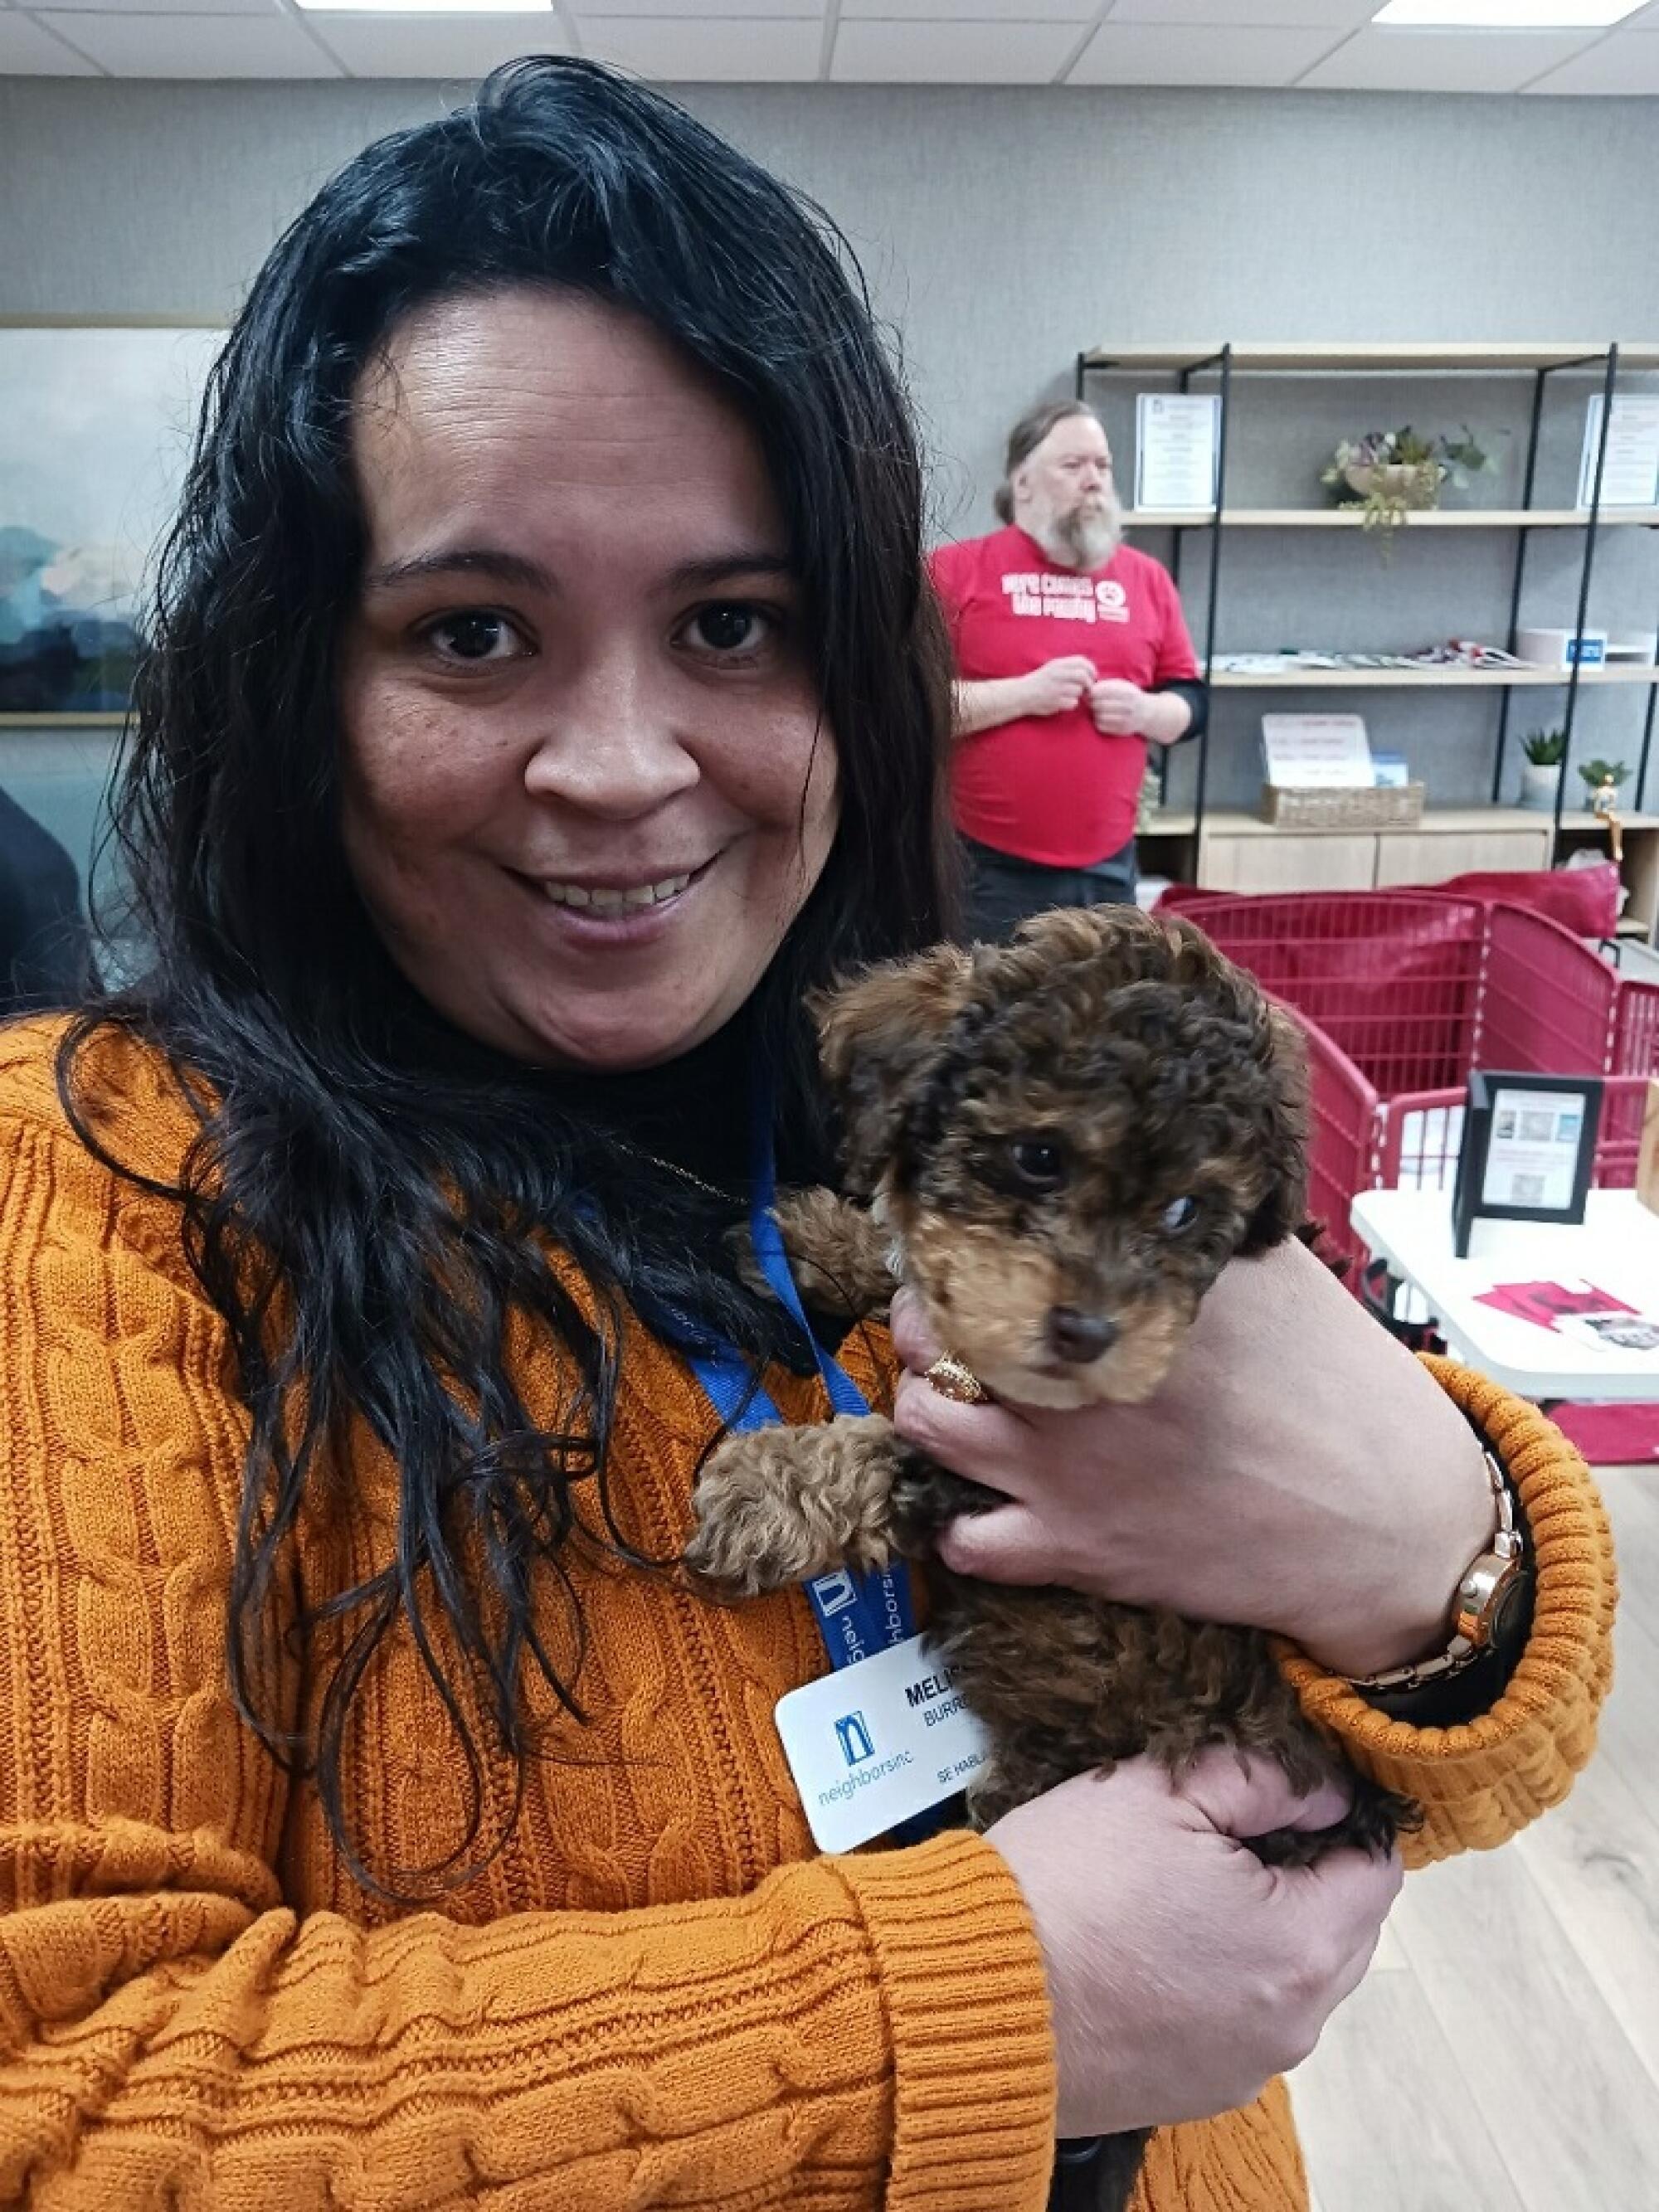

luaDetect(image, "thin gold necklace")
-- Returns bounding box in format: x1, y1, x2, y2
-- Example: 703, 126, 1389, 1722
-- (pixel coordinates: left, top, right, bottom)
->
619, 1140, 745, 1208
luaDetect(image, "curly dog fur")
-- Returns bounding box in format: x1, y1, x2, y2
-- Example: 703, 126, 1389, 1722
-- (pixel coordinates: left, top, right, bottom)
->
684, 905, 1413, 2212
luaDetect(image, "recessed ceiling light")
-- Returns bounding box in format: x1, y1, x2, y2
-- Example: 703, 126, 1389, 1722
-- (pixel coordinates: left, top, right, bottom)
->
295, 0, 554, 13
1373, 1, 1646, 24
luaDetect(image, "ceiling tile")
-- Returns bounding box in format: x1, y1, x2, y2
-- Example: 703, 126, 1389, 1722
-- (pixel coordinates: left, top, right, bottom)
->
40, 0, 280, 13
1106, 0, 1373, 22
304, 13, 571, 76
1298, 26, 1599, 90
1526, 27, 1659, 90
840, 0, 1096, 18
1070, 21, 1342, 81
578, 14, 822, 77
0, 11, 99, 66
831, 17, 1083, 80
577, 0, 818, 15
33, 7, 338, 70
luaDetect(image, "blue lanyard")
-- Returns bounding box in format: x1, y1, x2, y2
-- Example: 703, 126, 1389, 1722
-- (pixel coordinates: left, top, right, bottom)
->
685, 1072, 918, 1669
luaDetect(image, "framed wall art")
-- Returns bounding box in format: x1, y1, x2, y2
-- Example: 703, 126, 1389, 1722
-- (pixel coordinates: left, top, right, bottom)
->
0, 322, 224, 725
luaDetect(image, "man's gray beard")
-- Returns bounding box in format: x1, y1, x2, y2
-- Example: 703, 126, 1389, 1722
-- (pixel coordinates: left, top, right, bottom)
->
1034, 497, 1124, 572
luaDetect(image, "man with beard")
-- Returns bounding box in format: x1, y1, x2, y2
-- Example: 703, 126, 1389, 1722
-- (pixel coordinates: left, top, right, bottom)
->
931, 401, 1206, 940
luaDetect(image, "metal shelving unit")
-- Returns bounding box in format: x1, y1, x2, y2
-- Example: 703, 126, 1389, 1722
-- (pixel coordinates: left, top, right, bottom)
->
1075, 340, 1659, 852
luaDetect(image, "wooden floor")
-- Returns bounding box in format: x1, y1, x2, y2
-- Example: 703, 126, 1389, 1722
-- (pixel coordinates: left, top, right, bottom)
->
1292, 1461, 1659, 2212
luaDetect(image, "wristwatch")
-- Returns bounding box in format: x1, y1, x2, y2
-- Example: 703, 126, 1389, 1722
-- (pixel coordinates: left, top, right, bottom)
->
1346, 1446, 1527, 1696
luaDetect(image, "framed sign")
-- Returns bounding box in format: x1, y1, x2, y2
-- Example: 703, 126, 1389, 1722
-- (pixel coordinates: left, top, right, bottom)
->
1134, 392, 1220, 513
1452, 1071, 1601, 1257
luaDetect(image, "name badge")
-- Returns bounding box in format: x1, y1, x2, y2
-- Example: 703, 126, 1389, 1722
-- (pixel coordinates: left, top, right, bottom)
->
776, 1633, 993, 1851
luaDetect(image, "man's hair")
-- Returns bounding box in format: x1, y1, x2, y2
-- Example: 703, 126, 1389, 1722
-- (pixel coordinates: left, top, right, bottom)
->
993, 399, 1106, 523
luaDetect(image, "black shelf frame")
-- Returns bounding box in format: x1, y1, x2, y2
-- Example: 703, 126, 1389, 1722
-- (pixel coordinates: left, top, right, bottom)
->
1075, 343, 1659, 851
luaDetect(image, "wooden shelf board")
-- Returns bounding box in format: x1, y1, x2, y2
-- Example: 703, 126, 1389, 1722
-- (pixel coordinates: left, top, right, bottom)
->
1138, 813, 1197, 837
1210, 665, 1659, 689
1193, 809, 1659, 841
1617, 916, 1652, 938
1082, 342, 1659, 373
1127, 507, 1659, 530
1200, 807, 1551, 839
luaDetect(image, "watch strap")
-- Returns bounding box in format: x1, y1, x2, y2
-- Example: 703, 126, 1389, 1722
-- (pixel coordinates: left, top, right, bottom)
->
1346, 1445, 1525, 1696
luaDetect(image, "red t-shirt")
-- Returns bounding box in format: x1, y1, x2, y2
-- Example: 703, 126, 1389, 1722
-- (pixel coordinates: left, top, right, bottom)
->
929, 526, 1199, 868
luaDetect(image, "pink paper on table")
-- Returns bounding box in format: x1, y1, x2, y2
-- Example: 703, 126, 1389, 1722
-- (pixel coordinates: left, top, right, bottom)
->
1474, 1281, 1637, 1333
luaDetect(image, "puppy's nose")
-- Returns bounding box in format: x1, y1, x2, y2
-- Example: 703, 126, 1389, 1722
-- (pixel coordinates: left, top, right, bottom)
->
1045, 1305, 1118, 1364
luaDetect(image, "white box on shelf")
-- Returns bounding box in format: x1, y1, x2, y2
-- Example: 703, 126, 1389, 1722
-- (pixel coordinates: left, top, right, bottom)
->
1260, 713, 1374, 789
1515, 626, 1608, 672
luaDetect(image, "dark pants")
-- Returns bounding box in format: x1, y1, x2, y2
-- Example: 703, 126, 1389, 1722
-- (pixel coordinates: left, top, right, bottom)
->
960, 834, 1138, 946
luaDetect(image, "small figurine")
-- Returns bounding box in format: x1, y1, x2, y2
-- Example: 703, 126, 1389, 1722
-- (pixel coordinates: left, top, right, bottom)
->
1591, 772, 1625, 866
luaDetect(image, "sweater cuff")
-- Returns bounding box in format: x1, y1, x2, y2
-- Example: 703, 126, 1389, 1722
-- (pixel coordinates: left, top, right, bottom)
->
831, 1830, 1057, 2211
1275, 1361, 1616, 1863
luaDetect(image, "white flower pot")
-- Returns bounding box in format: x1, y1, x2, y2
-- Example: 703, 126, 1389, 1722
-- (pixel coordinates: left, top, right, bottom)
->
1344, 460, 1446, 510
1518, 761, 1561, 811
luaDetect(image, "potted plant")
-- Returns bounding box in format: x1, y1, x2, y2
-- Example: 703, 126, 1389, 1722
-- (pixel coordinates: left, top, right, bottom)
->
1518, 727, 1565, 811
1321, 425, 1492, 547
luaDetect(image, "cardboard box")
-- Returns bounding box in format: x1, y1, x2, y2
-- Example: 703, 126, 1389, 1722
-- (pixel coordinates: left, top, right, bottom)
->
1638, 1080, 1659, 1216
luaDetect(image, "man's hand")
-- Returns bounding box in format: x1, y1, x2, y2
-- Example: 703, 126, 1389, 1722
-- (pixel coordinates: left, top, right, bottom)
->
1022, 656, 1098, 717
1088, 677, 1148, 735
1089, 681, 1193, 745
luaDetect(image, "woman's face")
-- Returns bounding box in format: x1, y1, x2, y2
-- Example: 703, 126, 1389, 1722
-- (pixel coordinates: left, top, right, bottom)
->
338, 288, 839, 1070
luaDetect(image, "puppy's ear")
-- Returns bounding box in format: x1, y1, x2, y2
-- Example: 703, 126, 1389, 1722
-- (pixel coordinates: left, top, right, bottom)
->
1240, 1002, 1311, 1252
811, 944, 975, 1192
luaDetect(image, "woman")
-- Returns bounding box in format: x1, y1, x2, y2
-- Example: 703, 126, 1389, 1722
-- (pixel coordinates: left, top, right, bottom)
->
0, 59, 1613, 2210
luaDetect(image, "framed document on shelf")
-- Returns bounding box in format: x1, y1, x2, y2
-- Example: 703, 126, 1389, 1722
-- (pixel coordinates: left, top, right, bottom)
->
1578, 394, 1659, 510
1134, 392, 1221, 513
1452, 1072, 1602, 1257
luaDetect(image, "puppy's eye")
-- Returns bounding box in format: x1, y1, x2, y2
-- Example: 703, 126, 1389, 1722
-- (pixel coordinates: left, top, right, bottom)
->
1009, 1139, 1067, 1190
1160, 1196, 1198, 1233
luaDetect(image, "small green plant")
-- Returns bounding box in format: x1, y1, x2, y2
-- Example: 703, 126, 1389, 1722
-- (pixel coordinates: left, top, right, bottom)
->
1579, 757, 1632, 793
1522, 727, 1567, 766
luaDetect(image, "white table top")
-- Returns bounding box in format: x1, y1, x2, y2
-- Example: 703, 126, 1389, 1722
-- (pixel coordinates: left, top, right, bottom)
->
1350, 1187, 1659, 1401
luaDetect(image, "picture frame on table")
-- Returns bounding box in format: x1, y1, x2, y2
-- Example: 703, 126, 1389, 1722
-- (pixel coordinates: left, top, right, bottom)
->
1452, 1070, 1603, 1258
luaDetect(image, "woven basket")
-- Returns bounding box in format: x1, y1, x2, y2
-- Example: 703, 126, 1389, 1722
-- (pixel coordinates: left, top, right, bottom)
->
1258, 782, 1426, 831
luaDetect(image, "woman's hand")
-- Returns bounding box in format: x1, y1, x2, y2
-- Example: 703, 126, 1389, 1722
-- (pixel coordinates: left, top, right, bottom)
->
987, 1750, 1403, 2137
891, 1237, 1495, 1678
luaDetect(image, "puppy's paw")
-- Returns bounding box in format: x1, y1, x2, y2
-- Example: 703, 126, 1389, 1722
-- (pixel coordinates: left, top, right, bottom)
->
727, 1188, 894, 1319
684, 1416, 902, 1597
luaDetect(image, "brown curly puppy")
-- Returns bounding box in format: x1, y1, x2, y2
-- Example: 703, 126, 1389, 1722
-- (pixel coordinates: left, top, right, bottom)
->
684, 905, 1412, 2212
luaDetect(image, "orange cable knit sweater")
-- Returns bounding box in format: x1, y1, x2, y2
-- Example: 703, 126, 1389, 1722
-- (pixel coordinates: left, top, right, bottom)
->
0, 1018, 1617, 2210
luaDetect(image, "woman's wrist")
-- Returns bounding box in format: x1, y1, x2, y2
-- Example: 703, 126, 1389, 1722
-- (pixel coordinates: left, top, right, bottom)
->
1297, 1412, 1496, 1678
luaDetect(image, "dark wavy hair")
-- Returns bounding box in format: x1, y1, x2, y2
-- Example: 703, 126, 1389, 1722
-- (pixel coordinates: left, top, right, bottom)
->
60, 57, 954, 1896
